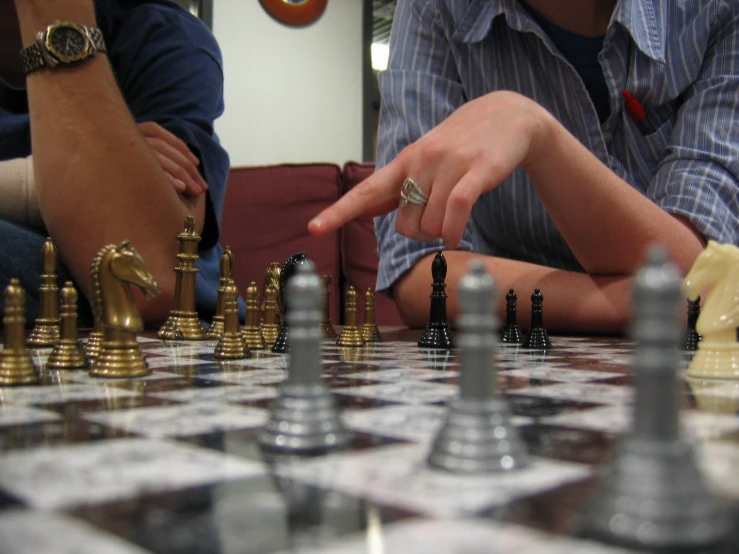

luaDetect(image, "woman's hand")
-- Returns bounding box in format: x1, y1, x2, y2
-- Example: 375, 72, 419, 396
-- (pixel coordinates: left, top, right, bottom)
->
309, 91, 553, 248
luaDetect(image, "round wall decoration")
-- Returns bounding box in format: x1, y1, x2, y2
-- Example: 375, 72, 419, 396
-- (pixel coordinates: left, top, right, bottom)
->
259, 0, 328, 27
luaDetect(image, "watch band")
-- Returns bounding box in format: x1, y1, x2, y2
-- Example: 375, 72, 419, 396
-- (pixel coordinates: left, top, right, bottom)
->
19, 25, 108, 75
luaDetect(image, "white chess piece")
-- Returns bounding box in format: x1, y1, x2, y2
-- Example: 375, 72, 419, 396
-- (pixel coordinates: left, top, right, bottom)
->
683, 241, 739, 379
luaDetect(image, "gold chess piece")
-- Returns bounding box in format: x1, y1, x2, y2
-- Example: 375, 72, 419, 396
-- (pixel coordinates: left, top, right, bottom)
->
683, 241, 739, 379
47, 282, 88, 370
361, 288, 382, 343
242, 281, 267, 351
262, 262, 281, 325
337, 286, 366, 347
321, 275, 337, 339
27, 237, 61, 347
261, 283, 280, 347
158, 215, 207, 340
0, 279, 39, 385
89, 242, 160, 378
214, 279, 249, 359
207, 246, 233, 340
85, 317, 104, 361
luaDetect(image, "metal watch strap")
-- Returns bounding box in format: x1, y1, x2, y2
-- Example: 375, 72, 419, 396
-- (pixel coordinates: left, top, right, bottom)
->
19, 42, 46, 75
20, 25, 108, 75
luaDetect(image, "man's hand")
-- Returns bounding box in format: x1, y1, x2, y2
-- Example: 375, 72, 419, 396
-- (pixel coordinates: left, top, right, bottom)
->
138, 122, 208, 198
309, 91, 551, 248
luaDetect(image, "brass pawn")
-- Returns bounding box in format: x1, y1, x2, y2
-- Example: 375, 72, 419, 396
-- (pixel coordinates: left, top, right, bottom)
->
337, 286, 366, 347
321, 275, 337, 339
214, 279, 249, 359
0, 279, 39, 385
28, 237, 61, 347
261, 283, 280, 347
361, 288, 382, 343
85, 318, 104, 361
242, 281, 266, 351
207, 246, 234, 340
47, 282, 88, 370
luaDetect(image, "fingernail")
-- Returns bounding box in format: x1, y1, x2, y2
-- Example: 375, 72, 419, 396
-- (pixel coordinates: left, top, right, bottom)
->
174, 178, 186, 191
309, 218, 321, 229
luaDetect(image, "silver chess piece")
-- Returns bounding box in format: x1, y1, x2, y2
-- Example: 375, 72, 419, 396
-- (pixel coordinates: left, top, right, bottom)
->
575, 245, 729, 551
259, 261, 350, 454
427, 260, 529, 473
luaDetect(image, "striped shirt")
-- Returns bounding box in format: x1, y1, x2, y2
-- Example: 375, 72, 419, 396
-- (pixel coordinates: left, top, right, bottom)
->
374, 0, 739, 293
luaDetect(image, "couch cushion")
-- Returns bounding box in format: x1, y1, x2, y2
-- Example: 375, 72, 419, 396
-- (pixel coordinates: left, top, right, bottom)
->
221, 164, 342, 322
341, 162, 404, 326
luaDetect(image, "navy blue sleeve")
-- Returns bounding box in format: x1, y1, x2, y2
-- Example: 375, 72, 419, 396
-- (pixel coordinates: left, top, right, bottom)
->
102, 3, 230, 251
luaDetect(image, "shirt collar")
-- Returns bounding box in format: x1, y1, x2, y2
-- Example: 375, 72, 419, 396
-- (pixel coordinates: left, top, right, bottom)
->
452, 0, 666, 64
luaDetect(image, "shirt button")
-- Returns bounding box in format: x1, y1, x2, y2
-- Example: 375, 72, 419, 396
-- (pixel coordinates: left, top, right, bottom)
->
603, 131, 612, 142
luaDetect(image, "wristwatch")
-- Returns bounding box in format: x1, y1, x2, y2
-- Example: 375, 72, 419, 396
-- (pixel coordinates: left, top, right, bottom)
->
19, 21, 107, 75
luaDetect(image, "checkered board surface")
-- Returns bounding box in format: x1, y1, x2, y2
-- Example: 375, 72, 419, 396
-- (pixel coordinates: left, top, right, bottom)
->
0, 330, 737, 553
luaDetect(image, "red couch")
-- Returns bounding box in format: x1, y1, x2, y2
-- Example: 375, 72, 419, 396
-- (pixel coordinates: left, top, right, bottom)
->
220, 162, 404, 326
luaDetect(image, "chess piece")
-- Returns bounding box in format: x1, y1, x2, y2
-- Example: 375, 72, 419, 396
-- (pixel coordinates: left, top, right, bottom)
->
418, 251, 454, 349
214, 279, 250, 359
427, 261, 529, 473
320, 275, 337, 339
261, 283, 280, 347
207, 246, 234, 340
683, 241, 739, 379
272, 253, 310, 354
242, 281, 266, 351
336, 286, 365, 347
684, 297, 702, 352
259, 261, 350, 454
84, 317, 104, 361
47, 282, 88, 370
158, 216, 207, 341
0, 279, 39, 385
262, 262, 282, 325
89, 242, 160, 378
27, 237, 61, 347
500, 289, 523, 344
575, 245, 729, 551
361, 288, 382, 343
521, 289, 551, 350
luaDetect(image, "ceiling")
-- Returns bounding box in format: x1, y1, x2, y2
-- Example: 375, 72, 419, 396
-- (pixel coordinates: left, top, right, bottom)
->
372, 0, 397, 45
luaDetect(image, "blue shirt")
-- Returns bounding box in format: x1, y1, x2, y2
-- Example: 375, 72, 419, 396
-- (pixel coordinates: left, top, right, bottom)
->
375, 0, 739, 293
0, 0, 230, 320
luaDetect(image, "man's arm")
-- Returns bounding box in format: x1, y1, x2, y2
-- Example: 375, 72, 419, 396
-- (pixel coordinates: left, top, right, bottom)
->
15, 0, 205, 322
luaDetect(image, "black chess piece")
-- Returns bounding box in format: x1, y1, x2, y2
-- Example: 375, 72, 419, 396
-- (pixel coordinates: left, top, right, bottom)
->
272, 252, 310, 354
685, 297, 702, 351
521, 288, 551, 350
500, 288, 523, 344
418, 251, 454, 349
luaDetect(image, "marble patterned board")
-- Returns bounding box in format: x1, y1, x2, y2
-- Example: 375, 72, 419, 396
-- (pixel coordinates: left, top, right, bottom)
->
0, 330, 736, 554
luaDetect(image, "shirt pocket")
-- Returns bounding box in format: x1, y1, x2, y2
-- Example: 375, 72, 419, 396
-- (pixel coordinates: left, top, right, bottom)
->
621, 105, 675, 181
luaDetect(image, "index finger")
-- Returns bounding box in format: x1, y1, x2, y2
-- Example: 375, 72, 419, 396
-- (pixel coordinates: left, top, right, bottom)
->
308, 158, 408, 235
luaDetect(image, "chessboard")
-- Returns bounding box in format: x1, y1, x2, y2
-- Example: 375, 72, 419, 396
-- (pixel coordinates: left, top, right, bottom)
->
0, 329, 737, 554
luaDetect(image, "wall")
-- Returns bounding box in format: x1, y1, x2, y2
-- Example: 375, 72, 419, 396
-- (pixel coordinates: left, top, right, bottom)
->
213, 1, 364, 167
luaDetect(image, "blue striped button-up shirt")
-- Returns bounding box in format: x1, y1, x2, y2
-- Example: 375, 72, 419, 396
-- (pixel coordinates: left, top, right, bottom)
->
374, 0, 739, 293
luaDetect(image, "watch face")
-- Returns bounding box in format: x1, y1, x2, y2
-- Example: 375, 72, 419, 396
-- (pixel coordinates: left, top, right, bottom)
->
46, 23, 89, 63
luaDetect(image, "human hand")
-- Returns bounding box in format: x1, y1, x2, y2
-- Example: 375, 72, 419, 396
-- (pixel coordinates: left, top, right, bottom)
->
138, 121, 208, 197
309, 91, 553, 248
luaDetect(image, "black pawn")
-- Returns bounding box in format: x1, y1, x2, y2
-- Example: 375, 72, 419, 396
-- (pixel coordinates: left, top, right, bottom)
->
685, 297, 702, 352
272, 252, 310, 354
521, 289, 551, 350
500, 289, 523, 344
418, 251, 454, 349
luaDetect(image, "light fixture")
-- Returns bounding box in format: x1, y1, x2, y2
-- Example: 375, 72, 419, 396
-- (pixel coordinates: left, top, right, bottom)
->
371, 43, 389, 71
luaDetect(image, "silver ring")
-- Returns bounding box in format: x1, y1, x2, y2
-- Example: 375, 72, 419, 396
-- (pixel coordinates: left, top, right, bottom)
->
399, 178, 429, 208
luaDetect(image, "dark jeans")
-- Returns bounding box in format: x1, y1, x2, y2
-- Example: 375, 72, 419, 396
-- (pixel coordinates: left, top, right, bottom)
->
0, 219, 93, 328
